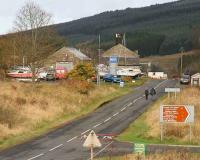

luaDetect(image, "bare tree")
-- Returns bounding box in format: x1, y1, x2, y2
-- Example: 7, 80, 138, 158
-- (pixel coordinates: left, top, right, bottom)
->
13, 1, 64, 82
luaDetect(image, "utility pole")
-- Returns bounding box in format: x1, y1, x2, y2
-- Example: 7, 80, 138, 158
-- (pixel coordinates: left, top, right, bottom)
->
123, 33, 127, 66
181, 54, 183, 76
23, 56, 25, 68
13, 39, 16, 67
97, 34, 101, 86
180, 46, 184, 76
123, 33, 126, 47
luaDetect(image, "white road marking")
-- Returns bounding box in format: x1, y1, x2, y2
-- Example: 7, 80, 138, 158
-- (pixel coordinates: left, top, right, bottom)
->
155, 79, 168, 89
49, 144, 63, 151
93, 141, 114, 158
127, 102, 133, 107
120, 107, 127, 111
67, 136, 78, 142
27, 153, 44, 160
93, 123, 102, 128
113, 112, 119, 117
81, 129, 91, 135
104, 117, 111, 123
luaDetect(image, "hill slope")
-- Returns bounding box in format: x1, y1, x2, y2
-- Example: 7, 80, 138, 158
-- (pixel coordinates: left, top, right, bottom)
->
54, 0, 200, 57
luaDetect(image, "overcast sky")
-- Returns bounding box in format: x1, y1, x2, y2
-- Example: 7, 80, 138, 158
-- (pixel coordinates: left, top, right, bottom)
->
0, 0, 177, 34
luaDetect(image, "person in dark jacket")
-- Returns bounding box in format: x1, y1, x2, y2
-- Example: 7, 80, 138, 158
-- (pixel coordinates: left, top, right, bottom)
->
150, 87, 156, 100
145, 89, 149, 100
150, 88, 156, 96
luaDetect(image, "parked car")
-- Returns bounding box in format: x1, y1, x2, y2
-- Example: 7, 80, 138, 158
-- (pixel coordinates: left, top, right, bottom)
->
103, 74, 122, 83
46, 72, 56, 81
180, 74, 191, 84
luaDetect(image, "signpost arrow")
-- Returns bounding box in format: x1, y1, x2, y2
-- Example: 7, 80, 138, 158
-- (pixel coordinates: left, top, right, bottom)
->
176, 106, 189, 122
161, 105, 194, 123
83, 130, 102, 160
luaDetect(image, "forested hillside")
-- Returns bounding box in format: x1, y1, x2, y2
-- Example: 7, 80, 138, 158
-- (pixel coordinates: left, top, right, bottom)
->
54, 0, 200, 57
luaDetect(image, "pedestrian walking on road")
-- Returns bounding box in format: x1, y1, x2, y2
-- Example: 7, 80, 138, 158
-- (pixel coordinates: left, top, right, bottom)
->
150, 88, 156, 96
150, 87, 156, 100
145, 88, 149, 100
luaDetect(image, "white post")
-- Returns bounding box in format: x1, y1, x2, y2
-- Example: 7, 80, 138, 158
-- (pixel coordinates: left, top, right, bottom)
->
91, 146, 94, 160
23, 56, 25, 68
189, 123, 192, 143
175, 91, 177, 100
161, 123, 164, 142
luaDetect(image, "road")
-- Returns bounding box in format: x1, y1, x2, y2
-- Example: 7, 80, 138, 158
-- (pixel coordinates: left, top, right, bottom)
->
0, 79, 177, 160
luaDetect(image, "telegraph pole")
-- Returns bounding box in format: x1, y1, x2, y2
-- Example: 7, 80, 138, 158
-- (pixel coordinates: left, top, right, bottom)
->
180, 47, 184, 76
181, 54, 183, 76
97, 34, 101, 86
13, 39, 16, 67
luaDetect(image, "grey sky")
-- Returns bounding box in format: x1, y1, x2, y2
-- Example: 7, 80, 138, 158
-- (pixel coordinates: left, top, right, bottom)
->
0, 0, 176, 34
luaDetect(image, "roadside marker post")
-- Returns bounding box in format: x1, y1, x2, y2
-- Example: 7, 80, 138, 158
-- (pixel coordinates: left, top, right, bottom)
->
134, 143, 146, 160
160, 105, 194, 142
83, 130, 102, 160
165, 88, 181, 100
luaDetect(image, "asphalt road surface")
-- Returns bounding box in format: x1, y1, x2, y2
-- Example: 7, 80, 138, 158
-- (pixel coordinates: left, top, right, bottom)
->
0, 79, 177, 160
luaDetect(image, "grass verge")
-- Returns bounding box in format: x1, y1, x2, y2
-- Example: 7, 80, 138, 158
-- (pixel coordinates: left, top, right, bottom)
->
117, 87, 200, 145
0, 78, 147, 150
96, 152, 200, 160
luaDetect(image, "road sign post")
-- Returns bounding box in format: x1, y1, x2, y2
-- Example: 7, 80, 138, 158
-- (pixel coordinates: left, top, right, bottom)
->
83, 130, 102, 160
165, 88, 181, 100
160, 105, 194, 142
134, 143, 146, 159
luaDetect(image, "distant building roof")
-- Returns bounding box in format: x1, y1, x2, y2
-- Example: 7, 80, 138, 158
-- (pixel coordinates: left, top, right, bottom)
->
45, 47, 91, 66
192, 73, 200, 78
102, 44, 139, 58
55, 47, 91, 61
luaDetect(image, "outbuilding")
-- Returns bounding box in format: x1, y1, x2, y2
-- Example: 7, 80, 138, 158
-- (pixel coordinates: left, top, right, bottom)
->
148, 72, 168, 79
191, 73, 200, 86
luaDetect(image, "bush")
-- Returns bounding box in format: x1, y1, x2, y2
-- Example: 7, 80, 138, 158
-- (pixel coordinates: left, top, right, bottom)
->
121, 76, 133, 82
68, 63, 95, 81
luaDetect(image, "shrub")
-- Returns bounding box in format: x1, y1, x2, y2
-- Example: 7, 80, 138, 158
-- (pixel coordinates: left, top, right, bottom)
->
68, 63, 95, 81
121, 76, 133, 82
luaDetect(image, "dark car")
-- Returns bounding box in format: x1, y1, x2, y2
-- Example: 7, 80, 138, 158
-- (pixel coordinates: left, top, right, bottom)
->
103, 74, 122, 83
180, 74, 190, 84
46, 72, 56, 81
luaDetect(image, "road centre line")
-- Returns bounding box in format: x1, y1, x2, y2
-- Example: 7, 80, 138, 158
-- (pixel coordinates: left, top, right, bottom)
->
120, 107, 127, 112
104, 117, 111, 123
93, 123, 102, 128
127, 102, 132, 107
67, 136, 78, 142
113, 112, 119, 117
93, 141, 114, 159
27, 153, 44, 160
49, 144, 63, 151
81, 129, 91, 135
